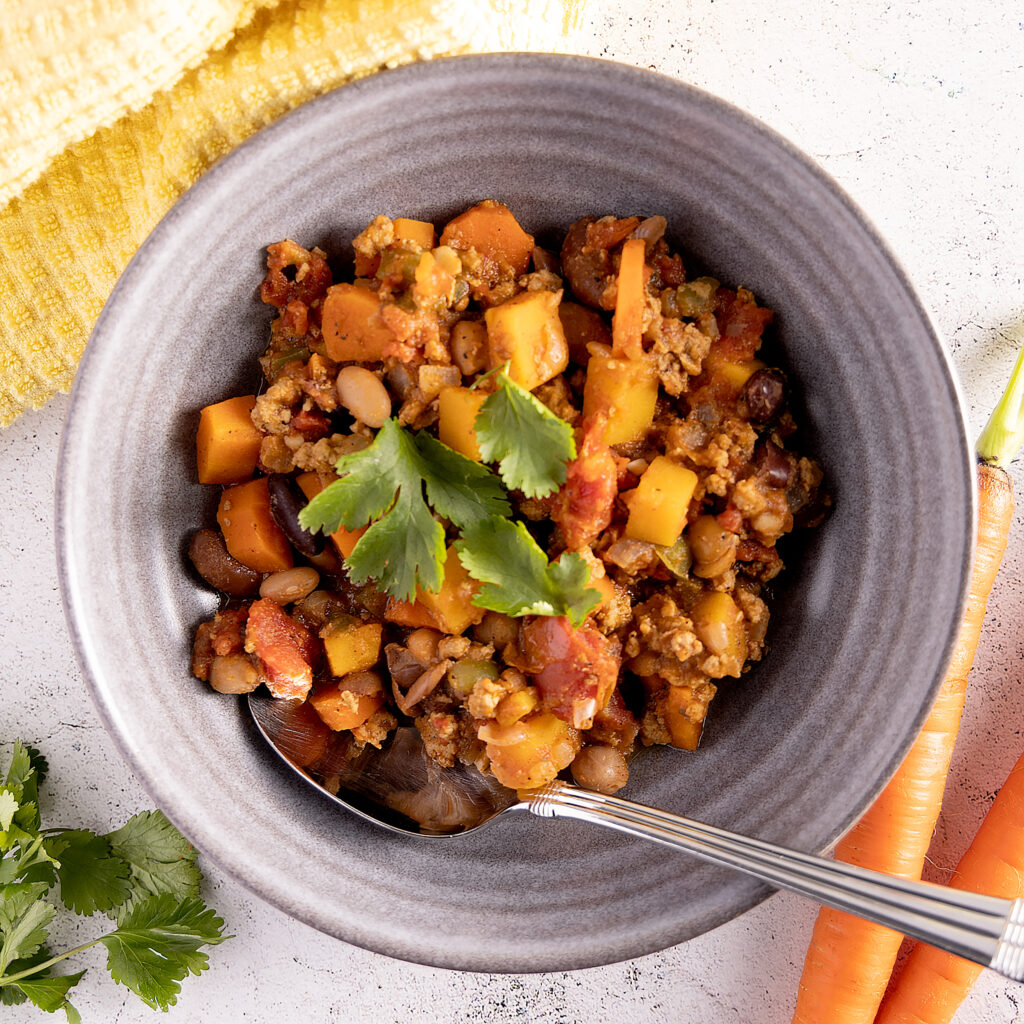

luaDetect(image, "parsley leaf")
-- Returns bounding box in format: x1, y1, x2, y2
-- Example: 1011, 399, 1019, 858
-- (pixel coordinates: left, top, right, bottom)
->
47, 831, 130, 916
299, 419, 511, 601
455, 517, 602, 627
99, 895, 227, 1011
105, 810, 201, 915
475, 372, 576, 498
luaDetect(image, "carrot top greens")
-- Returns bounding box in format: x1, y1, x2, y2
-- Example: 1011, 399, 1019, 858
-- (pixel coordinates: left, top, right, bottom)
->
976, 342, 1024, 468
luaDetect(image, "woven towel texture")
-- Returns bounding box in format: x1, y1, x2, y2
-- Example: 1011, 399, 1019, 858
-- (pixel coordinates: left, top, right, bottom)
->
0, 0, 582, 427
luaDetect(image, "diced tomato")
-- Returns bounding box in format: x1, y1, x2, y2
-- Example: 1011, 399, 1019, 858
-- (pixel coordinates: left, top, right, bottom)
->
290, 407, 331, 440
520, 616, 622, 729
588, 687, 640, 751
717, 506, 743, 532
737, 538, 781, 565
714, 287, 773, 361
259, 240, 333, 309
553, 415, 618, 551
245, 598, 318, 700
191, 607, 249, 681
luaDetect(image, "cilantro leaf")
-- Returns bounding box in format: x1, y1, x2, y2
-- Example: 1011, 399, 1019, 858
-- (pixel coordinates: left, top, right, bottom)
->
300, 419, 417, 534
0, 882, 55, 973
0, 945, 52, 1005
414, 432, 511, 523
475, 372, 576, 498
99, 895, 227, 1010
11, 970, 84, 1016
0, 792, 17, 833
105, 811, 201, 914
343, 491, 445, 602
455, 517, 602, 627
46, 831, 130, 916
299, 420, 513, 601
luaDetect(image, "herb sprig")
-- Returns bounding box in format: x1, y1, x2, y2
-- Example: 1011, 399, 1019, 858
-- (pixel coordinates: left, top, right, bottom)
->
0, 743, 227, 1019
299, 370, 601, 621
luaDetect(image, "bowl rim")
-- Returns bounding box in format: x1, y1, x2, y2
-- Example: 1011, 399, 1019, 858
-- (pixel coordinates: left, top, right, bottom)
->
55, 51, 977, 971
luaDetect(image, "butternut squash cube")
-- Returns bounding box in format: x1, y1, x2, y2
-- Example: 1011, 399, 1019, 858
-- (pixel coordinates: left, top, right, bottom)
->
321, 283, 393, 362
437, 386, 487, 461
582, 353, 659, 445
393, 217, 435, 248
484, 289, 568, 391
625, 456, 698, 547
417, 547, 484, 635
322, 621, 383, 677
440, 200, 534, 275
383, 598, 441, 630
484, 711, 579, 790
196, 395, 261, 484
216, 478, 293, 573
705, 350, 765, 394
309, 680, 383, 731
690, 591, 746, 676
664, 686, 705, 750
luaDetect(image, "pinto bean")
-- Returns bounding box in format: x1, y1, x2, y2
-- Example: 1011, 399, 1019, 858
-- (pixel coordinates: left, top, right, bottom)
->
259, 566, 320, 604
560, 217, 616, 310
571, 744, 629, 794
741, 368, 786, 423
208, 653, 259, 694
188, 528, 260, 596
267, 474, 325, 557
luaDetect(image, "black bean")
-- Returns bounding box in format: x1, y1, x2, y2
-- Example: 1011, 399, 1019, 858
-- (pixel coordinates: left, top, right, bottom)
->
742, 368, 786, 423
756, 439, 793, 489
267, 473, 325, 557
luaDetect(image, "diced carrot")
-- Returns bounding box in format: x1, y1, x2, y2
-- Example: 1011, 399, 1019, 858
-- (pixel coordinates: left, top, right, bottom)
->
216, 478, 293, 573
196, 395, 261, 484
611, 237, 647, 361
309, 682, 383, 732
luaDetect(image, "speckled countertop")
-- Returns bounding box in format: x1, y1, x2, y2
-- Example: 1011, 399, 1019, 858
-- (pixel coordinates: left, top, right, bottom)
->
2, 1, 1022, 1021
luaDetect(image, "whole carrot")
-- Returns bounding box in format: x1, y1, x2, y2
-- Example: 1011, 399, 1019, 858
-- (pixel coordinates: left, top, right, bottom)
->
874, 346, 1024, 1024
791, 343, 1023, 1024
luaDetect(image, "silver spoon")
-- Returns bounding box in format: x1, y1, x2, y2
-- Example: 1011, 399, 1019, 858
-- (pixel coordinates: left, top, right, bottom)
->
249, 692, 1024, 981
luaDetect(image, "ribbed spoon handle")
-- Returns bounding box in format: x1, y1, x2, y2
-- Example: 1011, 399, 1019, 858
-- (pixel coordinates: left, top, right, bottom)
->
527, 781, 1024, 981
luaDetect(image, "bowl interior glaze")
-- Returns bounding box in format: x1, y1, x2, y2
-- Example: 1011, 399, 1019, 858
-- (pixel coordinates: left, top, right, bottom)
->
57, 54, 973, 972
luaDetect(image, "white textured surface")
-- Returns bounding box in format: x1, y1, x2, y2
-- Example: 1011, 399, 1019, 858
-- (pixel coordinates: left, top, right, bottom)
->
2, 1, 1022, 1020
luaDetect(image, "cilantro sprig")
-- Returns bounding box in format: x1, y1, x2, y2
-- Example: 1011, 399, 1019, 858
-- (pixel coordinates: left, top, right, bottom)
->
298, 372, 601, 620
299, 419, 510, 601
0, 742, 227, 1019
455, 517, 601, 626
474, 371, 576, 498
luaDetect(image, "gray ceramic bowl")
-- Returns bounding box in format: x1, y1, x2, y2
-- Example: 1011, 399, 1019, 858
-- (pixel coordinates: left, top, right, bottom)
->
57, 54, 974, 972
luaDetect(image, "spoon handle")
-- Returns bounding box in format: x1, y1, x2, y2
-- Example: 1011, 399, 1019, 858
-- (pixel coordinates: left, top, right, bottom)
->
527, 781, 1024, 982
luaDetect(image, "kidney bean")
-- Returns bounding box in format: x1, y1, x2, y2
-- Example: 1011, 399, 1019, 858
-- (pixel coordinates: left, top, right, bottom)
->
267, 474, 325, 557
188, 529, 260, 596
560, 217, 616, 310
742, 368, 786, 423
756, 439, 793, 489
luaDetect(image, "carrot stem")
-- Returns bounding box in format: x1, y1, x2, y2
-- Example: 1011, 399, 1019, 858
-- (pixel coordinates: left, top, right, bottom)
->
976, 341, 1024, 467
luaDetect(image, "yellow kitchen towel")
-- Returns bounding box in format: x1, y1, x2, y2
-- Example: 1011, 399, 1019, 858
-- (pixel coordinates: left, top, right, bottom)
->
0, 0, 585, 427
